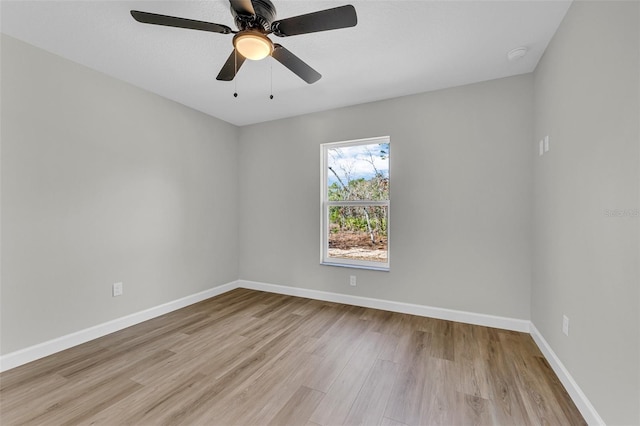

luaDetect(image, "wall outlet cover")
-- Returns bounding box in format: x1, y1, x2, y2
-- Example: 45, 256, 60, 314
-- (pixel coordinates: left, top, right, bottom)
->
562, 314, 569, 336
112, 282, 123, 297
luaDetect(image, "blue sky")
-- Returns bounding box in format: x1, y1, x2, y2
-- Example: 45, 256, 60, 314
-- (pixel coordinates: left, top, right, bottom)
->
327, 143, 389, 186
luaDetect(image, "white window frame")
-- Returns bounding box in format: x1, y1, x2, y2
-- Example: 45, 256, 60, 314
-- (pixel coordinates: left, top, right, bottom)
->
320, 136, 390, 271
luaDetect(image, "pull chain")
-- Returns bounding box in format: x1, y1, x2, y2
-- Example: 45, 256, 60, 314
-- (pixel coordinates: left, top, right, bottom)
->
233, 49, 238, 98
231, 52, 275, 99
269, 62, 274, 100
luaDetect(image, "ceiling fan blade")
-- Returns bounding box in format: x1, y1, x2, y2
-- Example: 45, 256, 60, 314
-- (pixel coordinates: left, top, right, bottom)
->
229, 0, 255, 16
217, 49, 246, 81
271, 5, 357, 37
130, 10, 232, 34
271, 44, 321, 84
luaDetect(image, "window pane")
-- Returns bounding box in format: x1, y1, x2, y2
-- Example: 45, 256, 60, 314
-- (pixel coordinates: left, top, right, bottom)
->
327, 143, 389, 201
328, 205, 388, 263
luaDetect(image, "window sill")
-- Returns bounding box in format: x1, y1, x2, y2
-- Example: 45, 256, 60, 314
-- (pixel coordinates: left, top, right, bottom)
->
321, 261, 390, 272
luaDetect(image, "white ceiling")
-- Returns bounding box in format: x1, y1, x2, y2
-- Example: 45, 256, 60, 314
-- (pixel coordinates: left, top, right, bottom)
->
1, 0, 572, 126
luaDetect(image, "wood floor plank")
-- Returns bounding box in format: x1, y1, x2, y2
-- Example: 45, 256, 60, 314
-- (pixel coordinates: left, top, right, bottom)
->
418, 357, 458, 426
512, 353, 578, 425
218, 351, 325, 425
501, 334, 570, 424
158, 350, 273, 425
132, 334, 247, 386
309, 331, 386, 425
453, 391, 495, 425
304, 305, 346, 339
0, 289, 585, 426
342, 359, 398, 426
59, 333, 184, 381
428, 330, 455, 361
267, 385, 325, 426
377, 332, 401, 362
380, 416, 410, 426
7, 345, 174, 421
197, 348, 314, 424
532, 355, 586, 424
84, 371, 208, 425
0, 371, 68, 413
0, 341, 106, 392
384, 330, 432, 424
453, 322, 492, 399
484, 338, 531, 425
302, 326, 370, 392
203, 333, 321, 422
5, 375, 142, 425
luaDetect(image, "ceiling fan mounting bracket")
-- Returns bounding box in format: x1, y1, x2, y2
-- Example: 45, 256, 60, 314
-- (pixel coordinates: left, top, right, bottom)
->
231, 0, 276, 32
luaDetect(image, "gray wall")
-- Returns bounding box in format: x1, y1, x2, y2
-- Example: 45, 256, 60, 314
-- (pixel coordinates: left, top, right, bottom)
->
238, 75, 534, 320
532, 1, 640, 424
1, 35, 239, 354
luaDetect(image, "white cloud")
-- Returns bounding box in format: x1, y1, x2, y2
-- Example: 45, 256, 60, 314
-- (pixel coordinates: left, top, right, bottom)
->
328, 144, 388, 184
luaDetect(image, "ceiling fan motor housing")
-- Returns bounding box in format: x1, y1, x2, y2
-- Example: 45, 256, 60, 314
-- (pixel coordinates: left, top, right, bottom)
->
231, 0, 277, 32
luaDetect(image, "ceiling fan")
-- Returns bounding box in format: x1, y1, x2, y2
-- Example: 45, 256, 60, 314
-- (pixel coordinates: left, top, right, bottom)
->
130, 0, 358, 84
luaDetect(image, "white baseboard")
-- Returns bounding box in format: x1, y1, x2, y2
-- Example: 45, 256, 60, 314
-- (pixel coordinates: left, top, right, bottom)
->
238, 280, 531, 333
0, 281, 238, 372
529, 323, 604, 425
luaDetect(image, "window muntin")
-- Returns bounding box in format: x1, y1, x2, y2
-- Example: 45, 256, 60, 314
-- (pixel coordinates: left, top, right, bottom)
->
321, 137, 390, 270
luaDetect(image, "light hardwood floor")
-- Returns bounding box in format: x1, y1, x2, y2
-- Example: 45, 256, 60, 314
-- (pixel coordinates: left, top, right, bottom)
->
0, 288, 585, 425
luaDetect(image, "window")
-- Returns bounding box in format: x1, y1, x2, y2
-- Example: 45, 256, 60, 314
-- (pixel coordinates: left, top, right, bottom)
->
321, 137, 390, 271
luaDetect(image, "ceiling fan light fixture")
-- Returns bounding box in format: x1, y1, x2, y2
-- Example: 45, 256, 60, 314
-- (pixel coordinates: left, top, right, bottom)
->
233, 31, 273, 60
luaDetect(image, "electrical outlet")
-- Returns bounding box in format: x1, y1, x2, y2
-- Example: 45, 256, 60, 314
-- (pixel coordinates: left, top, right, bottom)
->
349, 275, 357, 286
112, 282, 123, 297
562, 314, 569, 336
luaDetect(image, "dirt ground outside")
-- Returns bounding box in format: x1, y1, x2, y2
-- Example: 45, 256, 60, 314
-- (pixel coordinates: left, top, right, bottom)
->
328, 231, 388, 262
